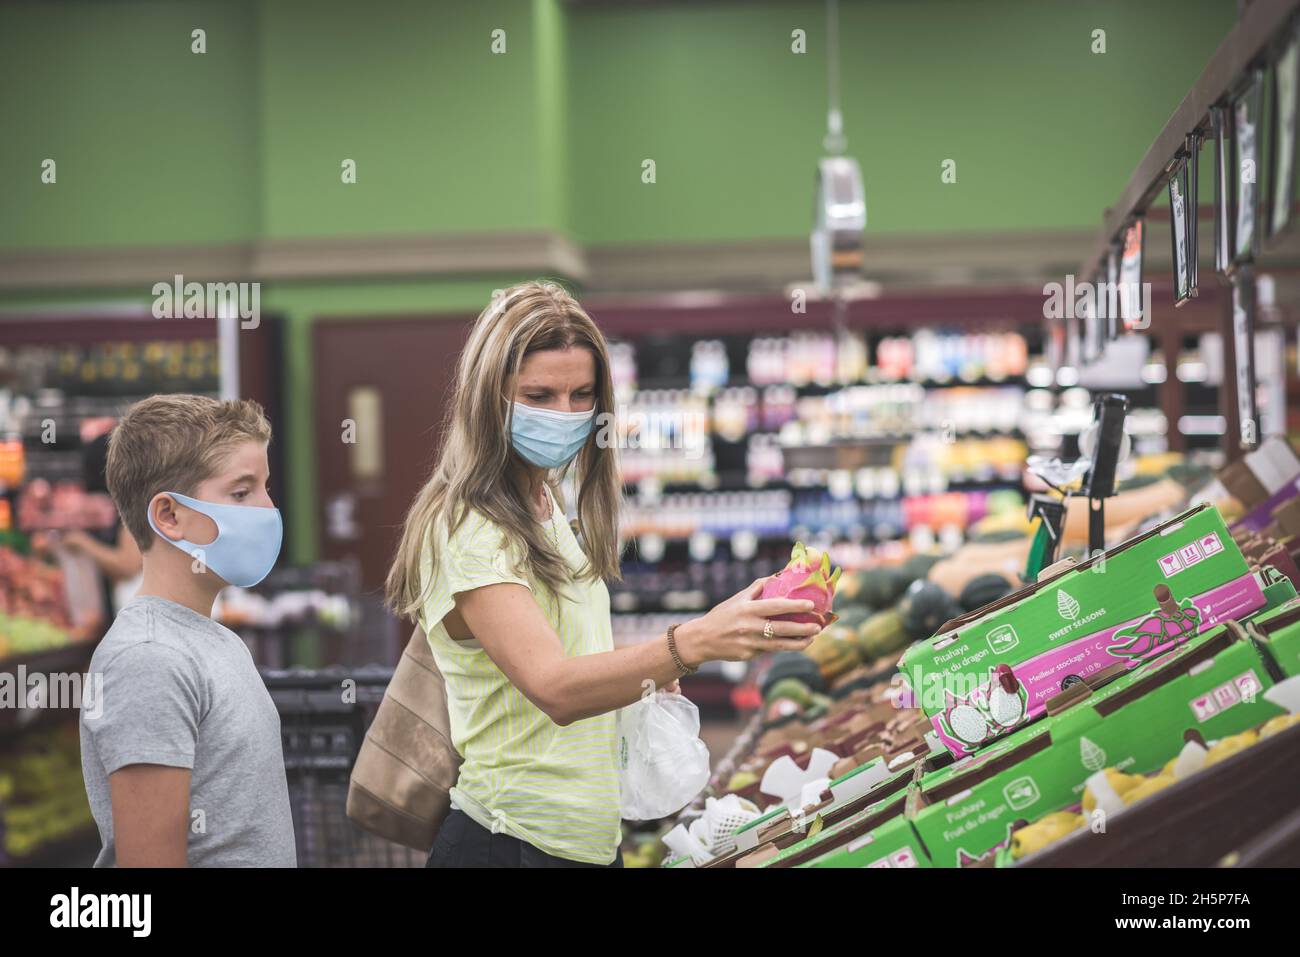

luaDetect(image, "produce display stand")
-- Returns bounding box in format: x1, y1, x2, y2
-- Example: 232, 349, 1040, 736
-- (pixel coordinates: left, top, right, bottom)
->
663, 433, 1300, 868
1228, 805, 1300, 865
1018, 720, 1300, 868
651, 0, 1300, 872
0, 635, 104, 867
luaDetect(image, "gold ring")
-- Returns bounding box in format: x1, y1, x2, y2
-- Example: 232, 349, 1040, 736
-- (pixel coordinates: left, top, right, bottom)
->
762, 620, 775, 639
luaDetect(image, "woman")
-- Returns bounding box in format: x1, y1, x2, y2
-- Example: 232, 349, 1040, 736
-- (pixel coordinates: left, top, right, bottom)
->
386, 281, 821, 868
36, 431, 142, 619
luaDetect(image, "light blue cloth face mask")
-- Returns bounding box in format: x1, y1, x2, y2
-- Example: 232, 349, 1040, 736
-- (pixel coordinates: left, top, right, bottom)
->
148, 491, 284, 588
509, 401, 596, 469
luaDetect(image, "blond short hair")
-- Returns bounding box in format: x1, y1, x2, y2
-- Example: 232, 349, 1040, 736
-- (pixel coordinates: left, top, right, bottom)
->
106, 394, 271, 550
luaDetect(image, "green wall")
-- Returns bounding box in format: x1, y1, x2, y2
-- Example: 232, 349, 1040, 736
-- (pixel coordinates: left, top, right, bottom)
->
0, 0, 1239, 562
566, 0, 1235, 244
0, 0, 261, 247
257, 0, 558, 238
2, 0, 1235, 251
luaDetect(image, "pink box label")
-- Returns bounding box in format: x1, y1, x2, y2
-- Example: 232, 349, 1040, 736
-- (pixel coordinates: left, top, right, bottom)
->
1212, 682, 1240, 709
1235, 670, 1263, 701
1190, 694, 1219, 721
1159, 552, 1184, 577
930, 573, 1268, 756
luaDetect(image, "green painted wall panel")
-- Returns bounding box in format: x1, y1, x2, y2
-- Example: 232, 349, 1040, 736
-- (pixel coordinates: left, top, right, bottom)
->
257, 0, 554, 238
566, 0, 1235, 244
0, 0, 260, 248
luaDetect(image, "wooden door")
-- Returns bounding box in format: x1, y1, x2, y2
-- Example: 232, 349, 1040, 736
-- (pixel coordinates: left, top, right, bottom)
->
312, 316, 473, 599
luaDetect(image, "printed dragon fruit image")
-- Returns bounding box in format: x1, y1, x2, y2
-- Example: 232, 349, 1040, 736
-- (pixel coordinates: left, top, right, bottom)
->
1107, 596, 1202, 660
956, 822, 1019, 867
956, 841, 1004, 868
761, 541, 842, 628
939, 666, 1028, 750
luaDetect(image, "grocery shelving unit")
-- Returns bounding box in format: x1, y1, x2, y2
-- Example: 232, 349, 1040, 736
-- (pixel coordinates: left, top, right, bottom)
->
1072, 0, 1300, 460
588, 290, 1049, 715
586, 286, 1250, 719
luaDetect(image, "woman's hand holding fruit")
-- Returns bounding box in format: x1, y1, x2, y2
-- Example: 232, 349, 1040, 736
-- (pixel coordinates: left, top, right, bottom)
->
671, 543, 842, 668
674, 578, 822, 667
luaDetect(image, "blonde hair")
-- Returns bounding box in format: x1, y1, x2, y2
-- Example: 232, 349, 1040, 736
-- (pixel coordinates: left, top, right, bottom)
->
106, 394, 271, 550
386, 281, 622, 619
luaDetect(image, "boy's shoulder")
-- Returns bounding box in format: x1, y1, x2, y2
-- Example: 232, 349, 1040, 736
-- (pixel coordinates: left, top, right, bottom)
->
92, 597, 228, 672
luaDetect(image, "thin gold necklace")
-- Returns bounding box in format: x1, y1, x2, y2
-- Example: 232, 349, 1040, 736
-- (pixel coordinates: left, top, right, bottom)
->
540, 487, 559, 549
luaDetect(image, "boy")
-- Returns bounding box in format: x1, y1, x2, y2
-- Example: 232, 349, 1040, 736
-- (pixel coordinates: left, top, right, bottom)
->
80, 394, 296, 866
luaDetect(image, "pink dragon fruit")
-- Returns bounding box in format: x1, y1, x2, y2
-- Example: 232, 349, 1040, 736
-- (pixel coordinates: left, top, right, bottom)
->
761, 542, 842, 628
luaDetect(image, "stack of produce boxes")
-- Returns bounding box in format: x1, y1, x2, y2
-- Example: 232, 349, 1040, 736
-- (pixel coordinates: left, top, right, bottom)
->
696, 673, 935, 868
908, 617, 1290, 865
679, 503, 1300, 869
1247, 598, 1300, 679
791, 504, 1291, 868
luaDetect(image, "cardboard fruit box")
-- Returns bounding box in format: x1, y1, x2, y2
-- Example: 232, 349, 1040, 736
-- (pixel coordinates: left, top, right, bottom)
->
738, 791, 923, 869
899, 504, 1264, 757
735, 793, 906, 868
1012, 715, 1300, 868
1231, 469, 1300, 534
1257, 567, 1298, 613
907, 621, 1285, 867
798, 806, 931, 869
1245, 597, 1300, 679
709, 754, 924, 868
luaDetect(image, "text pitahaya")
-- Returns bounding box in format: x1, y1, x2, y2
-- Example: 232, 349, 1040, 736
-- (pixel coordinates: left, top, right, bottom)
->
761, 542, 842, 629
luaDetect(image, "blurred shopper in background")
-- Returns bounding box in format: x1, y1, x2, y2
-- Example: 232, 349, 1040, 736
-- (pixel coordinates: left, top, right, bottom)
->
60, 431, 143, 615
32, 429, 143, 622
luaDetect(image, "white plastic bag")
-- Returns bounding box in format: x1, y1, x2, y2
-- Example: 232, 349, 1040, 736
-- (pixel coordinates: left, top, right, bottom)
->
617, 690, 711, 821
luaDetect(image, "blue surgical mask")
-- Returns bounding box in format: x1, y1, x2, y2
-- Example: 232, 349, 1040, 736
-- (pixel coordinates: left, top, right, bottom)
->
510, 402, 596, 469
148, 491, 283, 588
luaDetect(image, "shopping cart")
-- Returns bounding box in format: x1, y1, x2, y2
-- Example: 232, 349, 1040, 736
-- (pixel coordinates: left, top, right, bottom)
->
263, 666, 426, 868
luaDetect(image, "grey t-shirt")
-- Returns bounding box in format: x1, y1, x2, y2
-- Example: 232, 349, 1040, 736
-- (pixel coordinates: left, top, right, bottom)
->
80, 595, 297, 867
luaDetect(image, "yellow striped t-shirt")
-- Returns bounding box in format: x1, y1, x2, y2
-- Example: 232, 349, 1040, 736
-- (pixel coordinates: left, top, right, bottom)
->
417, 489, 621, 865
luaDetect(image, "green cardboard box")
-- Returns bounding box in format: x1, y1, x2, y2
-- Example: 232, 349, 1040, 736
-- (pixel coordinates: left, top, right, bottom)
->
907, 622, 1285, 867
899, 504, 1264, 758
717, 758, 919, 866
1245, 597, 1300, 678
799, 809, 931, 869
743, 791, 921, 868
1256, 567, 1298, 614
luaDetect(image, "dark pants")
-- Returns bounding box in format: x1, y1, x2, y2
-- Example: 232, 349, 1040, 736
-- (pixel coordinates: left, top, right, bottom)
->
425, 809, 625, 869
